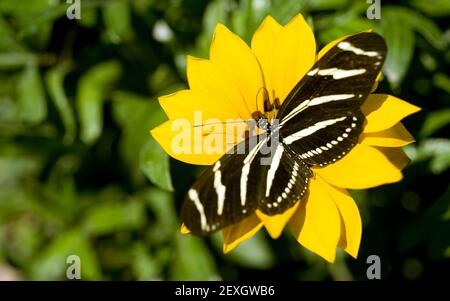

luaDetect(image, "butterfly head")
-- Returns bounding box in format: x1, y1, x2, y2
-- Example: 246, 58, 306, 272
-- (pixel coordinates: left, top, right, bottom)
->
251, 110, 271, 132
257, 116, 270, 132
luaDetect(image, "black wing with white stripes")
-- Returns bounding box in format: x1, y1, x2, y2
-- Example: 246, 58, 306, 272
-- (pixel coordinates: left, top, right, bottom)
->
182, 132, 312, 235
278, 32, 386, 167
182, 32, 387, 235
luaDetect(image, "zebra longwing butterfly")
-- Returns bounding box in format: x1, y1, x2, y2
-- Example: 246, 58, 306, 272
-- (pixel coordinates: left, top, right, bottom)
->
182, 32, 387, 235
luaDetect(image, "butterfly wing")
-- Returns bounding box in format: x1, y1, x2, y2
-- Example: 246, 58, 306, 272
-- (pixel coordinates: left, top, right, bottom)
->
182, 133, 312, 235
182, 32, 387, 235
277, 32, 387, 167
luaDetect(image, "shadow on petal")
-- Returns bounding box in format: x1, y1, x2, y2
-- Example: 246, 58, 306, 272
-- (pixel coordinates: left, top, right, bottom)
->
289, 177, 341, 263
255, 202, 300, 239
222, 214, 263, 254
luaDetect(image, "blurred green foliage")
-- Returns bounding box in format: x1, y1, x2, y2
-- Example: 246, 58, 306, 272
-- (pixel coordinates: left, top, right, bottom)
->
0, 0, 448, 280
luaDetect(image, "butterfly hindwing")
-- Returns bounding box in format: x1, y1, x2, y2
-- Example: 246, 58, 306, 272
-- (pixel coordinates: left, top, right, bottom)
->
257, 138, 312, 215
182, 134, 266, 235
182, 133, 312, 234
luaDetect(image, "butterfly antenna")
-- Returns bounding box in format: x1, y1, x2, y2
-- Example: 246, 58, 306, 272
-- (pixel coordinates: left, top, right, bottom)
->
255, 87, 269, 115
193, 120, 249, 128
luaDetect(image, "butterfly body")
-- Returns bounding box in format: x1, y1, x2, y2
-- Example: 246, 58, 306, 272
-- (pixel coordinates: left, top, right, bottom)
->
182, 32, 387, 235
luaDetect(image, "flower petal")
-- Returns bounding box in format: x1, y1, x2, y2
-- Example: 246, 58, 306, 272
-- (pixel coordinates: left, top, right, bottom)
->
317, 177, 362, 258
210, 24, 264, 116
371, 72, 382, 92
180, 223, 190, 234
289, 177, 341, 263
151, 120, 231, 165
251, 15, 282, 106
187, 56, 249, 120
222, 214, 263, 253
159, 89, 239, 121
271, 14, 316, 103
255, 202, 299, 239
376, 147, 410, 170
313, 144, 403, 189
360, 122, 415, 147
362, 94, 421, 133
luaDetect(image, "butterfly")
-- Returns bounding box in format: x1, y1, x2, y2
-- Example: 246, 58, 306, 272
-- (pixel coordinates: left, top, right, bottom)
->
182, 32, 387, 235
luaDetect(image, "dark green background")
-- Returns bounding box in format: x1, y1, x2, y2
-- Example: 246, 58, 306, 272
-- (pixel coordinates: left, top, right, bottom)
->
0, 0, 448, 280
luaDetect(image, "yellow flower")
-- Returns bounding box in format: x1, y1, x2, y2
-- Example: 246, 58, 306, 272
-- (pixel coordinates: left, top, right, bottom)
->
151, 15, 420, 263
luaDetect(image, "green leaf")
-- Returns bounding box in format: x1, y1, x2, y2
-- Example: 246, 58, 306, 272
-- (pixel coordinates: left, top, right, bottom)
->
306, 0, 349, 11
0, 15, 26, 52
433, 73, 450, 94
29, 229, 101, 280
0, 53, 37, 70
270, 0, 305, 24
411, 0, 450, 17
78, 6, 97, 28
407, 138, 450, 174
16, 3, 68, 39
211, 231, 275, 269
170, 234, 219, 280
148, 64, 179, 94
380, 10, 415, 89
383, 6, 446, 50
76, 61, 121, 145
399, 188, 450, 260
16, 64, 47, 123
419, 108, 450, 138
140, 138, 173, 191
45, 64, 76, 144
142, 188, 177, 244
102, 0, 133, 44
81, 200, 145, 236
111, 91, 168, 185
131, 243, 161, 280
0, 0, 49, 16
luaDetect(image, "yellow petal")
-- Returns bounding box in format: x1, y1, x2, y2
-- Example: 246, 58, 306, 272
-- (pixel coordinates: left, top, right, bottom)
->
362, 94, 421, 133
255, 202, 300, 239
187, 56, 249, 120
151, 120, 230, 165
159, 89, 239, 121
317, 177, 362, 258
371, 72, 382, 92
313, 144, 403, 189
360, 122, 415, 147
222, 214, 263, 253
210, 24, 264, 116
180, 223, 190, 234
289, 177, 341, 263
251, 15, 283, 106
376, 147, 410, 170
271, 14, 316, 103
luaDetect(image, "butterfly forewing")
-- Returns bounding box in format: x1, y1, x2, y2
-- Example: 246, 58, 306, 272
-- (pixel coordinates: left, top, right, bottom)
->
278, 32, 386, 167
